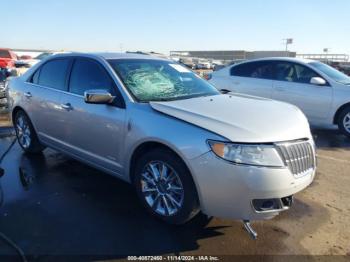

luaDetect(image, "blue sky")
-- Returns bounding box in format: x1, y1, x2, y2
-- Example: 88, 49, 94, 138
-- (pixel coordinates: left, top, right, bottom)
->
3, 0, 350, 55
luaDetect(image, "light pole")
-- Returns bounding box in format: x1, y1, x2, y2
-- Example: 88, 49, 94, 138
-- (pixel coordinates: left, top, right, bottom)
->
283, 38, 293, 52
323, 48, 330, 63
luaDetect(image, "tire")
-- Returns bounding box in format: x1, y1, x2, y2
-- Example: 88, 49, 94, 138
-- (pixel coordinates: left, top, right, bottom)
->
133, 148, 200, 225
337, 106, 350, 138
14, 110, 45, 153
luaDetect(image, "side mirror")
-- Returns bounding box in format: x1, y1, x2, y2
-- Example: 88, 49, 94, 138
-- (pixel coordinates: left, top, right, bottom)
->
310, 77, 326, 86
84, 89, 115, 104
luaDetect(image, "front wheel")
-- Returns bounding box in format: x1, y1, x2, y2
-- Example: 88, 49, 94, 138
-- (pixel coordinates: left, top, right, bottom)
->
14, 110, 45, 153
338, 106, 350, 138
134, 148, 200, 225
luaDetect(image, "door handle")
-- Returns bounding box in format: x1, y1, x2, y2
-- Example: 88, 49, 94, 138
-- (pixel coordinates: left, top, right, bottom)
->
24, 92, 32, 98
60, 103, 73, 111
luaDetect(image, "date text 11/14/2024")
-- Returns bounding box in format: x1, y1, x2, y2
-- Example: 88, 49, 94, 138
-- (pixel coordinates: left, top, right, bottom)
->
127, 255, 220, 261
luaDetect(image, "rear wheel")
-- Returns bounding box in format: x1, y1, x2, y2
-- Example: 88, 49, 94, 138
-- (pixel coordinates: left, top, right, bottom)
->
134, 148, 200, 225
14, 110, 45, 153
338, 106, 350, 138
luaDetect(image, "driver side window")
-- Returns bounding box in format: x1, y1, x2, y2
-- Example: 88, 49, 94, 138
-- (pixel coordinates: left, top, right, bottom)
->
274, 62, 320, 84
69, 58, 114, 96
293, 63, 319, 84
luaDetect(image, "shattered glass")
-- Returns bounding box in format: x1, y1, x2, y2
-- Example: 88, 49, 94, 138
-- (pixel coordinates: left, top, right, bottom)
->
108, 59, 219, 102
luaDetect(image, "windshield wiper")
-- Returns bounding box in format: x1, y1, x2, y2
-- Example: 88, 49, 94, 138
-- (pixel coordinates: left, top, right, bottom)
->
148, 97, 178, 102
174, 93, 217, 100
147, 93, 218, 102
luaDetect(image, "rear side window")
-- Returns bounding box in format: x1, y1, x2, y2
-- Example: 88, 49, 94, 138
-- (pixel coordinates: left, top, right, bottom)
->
69, 58, 113, 96
38, 59, 70, 90
230, 61, 274, 79
31, 69, 40, 84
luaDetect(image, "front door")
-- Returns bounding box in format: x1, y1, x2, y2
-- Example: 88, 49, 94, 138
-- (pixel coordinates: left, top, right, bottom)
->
271, 61, 333, 122
59, 57, 126, 175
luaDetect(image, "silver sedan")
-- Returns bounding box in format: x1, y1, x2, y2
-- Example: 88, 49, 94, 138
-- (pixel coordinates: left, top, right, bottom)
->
8, 53, 316, 228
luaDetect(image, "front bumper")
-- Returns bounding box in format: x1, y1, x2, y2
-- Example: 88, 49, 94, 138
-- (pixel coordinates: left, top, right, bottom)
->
0, 81, 6, 97
189, 151, 316, 220
0, 89, 5, 99
0, 83, 8, 107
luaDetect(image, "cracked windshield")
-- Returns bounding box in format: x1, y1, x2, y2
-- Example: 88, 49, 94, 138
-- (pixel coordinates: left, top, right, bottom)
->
108, 59, 219, 102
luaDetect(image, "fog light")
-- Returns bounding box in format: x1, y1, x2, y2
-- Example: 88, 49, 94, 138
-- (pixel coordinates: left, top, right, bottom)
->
252, 196, 294, 213
261, 200, 274, 209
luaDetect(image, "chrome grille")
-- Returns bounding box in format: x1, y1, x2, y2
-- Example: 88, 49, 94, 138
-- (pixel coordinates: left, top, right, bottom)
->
277, 141, 315, 176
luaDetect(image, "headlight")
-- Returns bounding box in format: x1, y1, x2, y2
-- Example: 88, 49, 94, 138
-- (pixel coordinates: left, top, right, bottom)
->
208, 140, 285, 167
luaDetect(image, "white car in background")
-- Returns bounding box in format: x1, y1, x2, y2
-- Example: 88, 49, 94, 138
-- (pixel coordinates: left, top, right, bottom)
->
193, 62, 211, 70
210, 58, 350, 137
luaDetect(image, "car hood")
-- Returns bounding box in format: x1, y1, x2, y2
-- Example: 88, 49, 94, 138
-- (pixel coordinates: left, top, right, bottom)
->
150, 94, 311, 143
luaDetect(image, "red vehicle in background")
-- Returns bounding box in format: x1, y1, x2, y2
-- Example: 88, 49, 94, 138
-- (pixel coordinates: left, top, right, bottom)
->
0, 48, 17, 69
19, 55, 32, 60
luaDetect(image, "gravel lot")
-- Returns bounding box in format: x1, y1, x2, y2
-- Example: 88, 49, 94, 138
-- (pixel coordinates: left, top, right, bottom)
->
0, 114, 10, 128
0, 115, 349, 260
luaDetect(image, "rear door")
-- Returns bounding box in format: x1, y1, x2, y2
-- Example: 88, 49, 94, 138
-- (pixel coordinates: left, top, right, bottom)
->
271, 61, 333, 122
229, 61, 275, 98
26, 58, 72, 147
59, 57, 126, 175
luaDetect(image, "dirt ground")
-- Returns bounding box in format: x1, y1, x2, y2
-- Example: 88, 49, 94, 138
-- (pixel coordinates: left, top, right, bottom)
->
0, 114, 10, 127
0, 114, 349, 259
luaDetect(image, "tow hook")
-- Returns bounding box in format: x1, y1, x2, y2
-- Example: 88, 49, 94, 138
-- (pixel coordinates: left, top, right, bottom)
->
243, 220, 258, 240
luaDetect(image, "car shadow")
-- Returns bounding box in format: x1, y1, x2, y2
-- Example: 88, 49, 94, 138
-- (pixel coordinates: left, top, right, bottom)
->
0, 150, 228, 259
0, 141, 333, 259
311, 126, 350, 149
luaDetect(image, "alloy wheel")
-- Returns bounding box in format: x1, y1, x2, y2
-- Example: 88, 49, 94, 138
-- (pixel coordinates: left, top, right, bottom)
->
16, 115, 31, 149
343, 113, 350, 133
140, 161, 184, 216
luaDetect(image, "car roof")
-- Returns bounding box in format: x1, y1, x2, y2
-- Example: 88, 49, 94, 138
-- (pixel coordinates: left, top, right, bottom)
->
52, 52, 171, 62
238, 57, 316, 64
